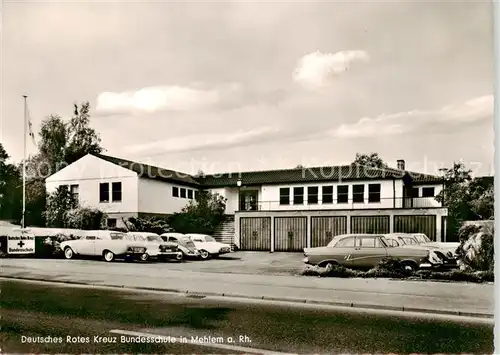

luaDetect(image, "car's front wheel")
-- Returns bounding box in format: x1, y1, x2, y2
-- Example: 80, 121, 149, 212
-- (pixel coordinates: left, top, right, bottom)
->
64, 247, 74, 259
402, 261, 418, 274
199, 249, 210, 260
176, 253, 184, 261
103, 250, 115, 262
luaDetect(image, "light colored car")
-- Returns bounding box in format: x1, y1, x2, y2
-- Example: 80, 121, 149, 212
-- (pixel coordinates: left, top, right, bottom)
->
60, 230, 148, 262
383, 233, 457, 268
185, 233, 232, 260
161, 233, 200, 259
303, 233, 440, 272
127, 232, 183, 261
410, 233, 460, 255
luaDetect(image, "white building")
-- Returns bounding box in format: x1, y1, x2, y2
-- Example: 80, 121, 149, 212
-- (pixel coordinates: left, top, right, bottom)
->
46, 154, 448, 249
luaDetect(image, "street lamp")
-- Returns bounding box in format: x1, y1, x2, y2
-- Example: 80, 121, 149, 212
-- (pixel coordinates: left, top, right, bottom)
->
236, 179, 242, 211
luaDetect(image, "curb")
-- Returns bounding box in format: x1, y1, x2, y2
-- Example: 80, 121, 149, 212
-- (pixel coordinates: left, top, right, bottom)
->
0, 275, 493, 319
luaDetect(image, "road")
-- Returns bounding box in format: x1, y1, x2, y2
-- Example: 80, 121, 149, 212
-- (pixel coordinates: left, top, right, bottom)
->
1, 279, 494, 354
1, 257, 494, 316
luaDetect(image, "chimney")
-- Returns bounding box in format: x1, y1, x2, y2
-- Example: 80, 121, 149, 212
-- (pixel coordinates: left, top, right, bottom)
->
397, 159, 405, 171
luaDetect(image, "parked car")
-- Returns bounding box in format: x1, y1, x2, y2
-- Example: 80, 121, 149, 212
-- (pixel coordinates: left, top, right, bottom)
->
60, 230, 148, 262
184, 233, 232, 260
383, 233, 457, 268
161, 233, 200, 259
127, 232, 183, 261
410, 233, 460, 255
303, 233, 442, 272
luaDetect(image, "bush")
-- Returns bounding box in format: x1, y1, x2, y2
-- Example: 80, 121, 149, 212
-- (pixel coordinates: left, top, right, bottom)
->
301, 258, 494, 283
125, 216, 173, 234
35, 233, 81, 257
66, 208, 107, 230
456, 221, 494, 272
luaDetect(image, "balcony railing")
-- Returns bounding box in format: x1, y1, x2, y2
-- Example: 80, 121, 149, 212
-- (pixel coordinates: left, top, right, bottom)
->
236, 197, 443, 212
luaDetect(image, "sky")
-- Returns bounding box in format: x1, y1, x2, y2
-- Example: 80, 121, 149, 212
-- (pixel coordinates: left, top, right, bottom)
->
1, 0, 495, 177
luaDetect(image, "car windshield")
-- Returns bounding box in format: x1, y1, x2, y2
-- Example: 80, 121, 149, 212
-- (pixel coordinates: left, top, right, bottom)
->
414, 234, 431, 243
205, 236, 215, 242
110, 233, 125, 240
401, 237, 418, 245
378, 236, 389, 247
180, 238, 196, 247
146, 236, 162, 242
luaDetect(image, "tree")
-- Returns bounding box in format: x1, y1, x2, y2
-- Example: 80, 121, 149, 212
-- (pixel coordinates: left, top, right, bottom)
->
351, 153, 389, 169
44, 186, 78, 228
436, 162, 494, 239
65, 102, 103, 164
0, 144, 22, 222
168, 191, 227, 234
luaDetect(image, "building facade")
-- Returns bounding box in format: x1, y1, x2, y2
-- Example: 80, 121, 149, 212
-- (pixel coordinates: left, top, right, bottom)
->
45, 154, 448, 249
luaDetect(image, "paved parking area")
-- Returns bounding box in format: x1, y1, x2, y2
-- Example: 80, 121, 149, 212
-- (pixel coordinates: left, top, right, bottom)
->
180, 251, 305, 275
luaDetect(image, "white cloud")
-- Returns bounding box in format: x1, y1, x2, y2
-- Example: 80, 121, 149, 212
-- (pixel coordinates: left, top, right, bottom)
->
124, 126, 283, 155
330, 94, 494, 138
293, 50, 369, 89
96, 85, 221, 114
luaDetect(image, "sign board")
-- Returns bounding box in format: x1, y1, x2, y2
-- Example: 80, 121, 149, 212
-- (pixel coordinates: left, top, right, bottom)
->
8, 234, 35, 254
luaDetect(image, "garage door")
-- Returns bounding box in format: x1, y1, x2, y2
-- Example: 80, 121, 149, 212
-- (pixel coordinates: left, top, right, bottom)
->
274, 217, 307, 252
240, 217, 271, 251
311, 216, 347, 247
351, 216, 390, 234
394, 215, 437, 241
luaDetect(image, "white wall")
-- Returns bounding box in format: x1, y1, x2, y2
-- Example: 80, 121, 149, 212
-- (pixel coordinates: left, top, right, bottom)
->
138, 178, 198, 214
45, 154, 139, 214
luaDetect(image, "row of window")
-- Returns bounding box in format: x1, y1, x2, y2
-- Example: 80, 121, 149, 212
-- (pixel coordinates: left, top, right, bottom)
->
279, 185, 436, 205
59, 184, 80, 200
100, 182, 122, 203
172, 186, 198, 200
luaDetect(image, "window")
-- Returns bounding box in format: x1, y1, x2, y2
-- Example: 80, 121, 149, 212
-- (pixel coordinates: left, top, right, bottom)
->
352, 184, 365, 203
422, 187, 435, 198
172, 186, 179, 197
180, 188, 187, 198
368, 184, 381, 203
70, 184, 79, 200
334, 237, 355, 248
359, 237, 383, 248
59, 184, 69, 191
307, 186, 319, 204
99, 183, 109, 202
406, 187, 419, 198
293, 187, 304, 205
194, 190, 199, 200
279, 188, 290, 205
112, 182, 122, 202
337, 185, 348, 203
322, 186, 333, 204
187, 189, 193, 199
85, 236, 96, 240
107, 218, 117, 228
168, 236, 178, 242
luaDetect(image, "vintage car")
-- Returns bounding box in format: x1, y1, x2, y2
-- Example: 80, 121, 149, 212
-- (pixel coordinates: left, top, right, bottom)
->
411, 233, 460, 255
60, 230, 149, 262
127, 232, 183, 261
383, 233, 457, 268
184, 233, 232, 260
161, 232, 200, 259
303, 233, 441, 272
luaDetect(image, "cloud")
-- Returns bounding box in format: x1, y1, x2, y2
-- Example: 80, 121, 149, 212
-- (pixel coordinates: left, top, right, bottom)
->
330, 94, 494, 138
124, 126, 284, 156
293, 50, 370, 89
95, 85, 221, 114
95, 83, 289, 115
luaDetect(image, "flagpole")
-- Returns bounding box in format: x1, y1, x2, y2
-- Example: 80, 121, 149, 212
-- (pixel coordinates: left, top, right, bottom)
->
22, 95, 27, 229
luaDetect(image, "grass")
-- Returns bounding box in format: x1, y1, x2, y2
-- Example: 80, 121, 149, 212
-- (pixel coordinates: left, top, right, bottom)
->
0, 279, 494, 354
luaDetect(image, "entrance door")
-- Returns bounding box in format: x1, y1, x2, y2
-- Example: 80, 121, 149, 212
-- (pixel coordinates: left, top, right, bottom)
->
239, 190, 259, 211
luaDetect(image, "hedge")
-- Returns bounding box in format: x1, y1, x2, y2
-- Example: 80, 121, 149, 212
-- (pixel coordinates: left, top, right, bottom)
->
302, 259, 494, 283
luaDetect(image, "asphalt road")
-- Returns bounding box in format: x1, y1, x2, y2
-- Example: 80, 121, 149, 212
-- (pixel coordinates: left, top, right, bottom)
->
1, 258, 494, 316
1, 279, 494, 354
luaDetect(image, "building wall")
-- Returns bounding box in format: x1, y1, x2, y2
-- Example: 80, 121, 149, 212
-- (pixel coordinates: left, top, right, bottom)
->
45, 154, 139, 215
137, 178, 198, 215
